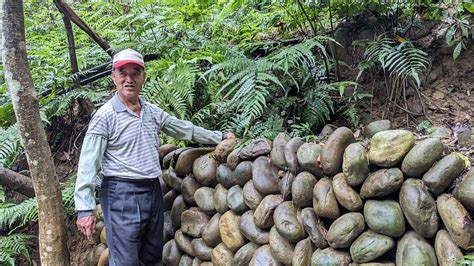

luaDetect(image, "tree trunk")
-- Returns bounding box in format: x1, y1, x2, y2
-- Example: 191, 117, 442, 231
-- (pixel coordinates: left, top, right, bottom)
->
2, 1, 70, 265
0, 167, 35, 197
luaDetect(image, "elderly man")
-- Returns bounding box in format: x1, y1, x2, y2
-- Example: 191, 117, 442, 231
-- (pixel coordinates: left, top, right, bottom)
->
74, 48, 234, 265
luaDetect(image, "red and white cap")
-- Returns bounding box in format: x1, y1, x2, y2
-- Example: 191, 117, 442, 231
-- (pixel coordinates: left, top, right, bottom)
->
112, 48, 145, 69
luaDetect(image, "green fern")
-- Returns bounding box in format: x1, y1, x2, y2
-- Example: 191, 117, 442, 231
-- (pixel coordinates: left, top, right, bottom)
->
0, 88, 15, 127
0, 176, 77, 231
343, 104, 360, 128
224, 113, 252, 137
0, 186, 5, 203
0, 199, 38, 231
357, 37, 430, 87
142, 60, 200, 120
206, 37, 335, 128
289, 123, 315, 141
0, 233, 34, 266
384, 42, 430, 87
302, 85, 334, 128
42, 89, 107, 119
0, 125, 22, 169
191, 102, 220, 126
270, 36, 336, 75
249, 115, 284, 140
192, 101, 233, 130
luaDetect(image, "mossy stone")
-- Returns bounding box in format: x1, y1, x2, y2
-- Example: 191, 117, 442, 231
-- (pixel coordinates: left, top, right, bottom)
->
369, 130, 414, 167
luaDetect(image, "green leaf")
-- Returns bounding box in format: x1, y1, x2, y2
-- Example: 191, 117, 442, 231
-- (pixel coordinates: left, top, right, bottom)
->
453, 41, 464, 60
463, 2, 474, 13
446, 27, 456, 46
461, 24, 469, 38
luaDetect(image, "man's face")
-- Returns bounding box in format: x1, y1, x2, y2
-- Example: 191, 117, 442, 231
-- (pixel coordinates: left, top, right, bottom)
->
111, 64, 146, 101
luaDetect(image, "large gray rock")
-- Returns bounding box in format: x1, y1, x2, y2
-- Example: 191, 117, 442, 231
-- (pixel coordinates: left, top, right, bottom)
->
401, 138, 443, 178
364, 200, 405, 237
350, 230, 395, 263
422, 153, 465, 196
365, 120, 392, 138
396, 231, 437, 266
399, 179, 439, 238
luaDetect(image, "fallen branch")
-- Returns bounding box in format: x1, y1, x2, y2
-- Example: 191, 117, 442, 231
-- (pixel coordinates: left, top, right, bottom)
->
0, 167, 35, 198
53, 0, 114, 56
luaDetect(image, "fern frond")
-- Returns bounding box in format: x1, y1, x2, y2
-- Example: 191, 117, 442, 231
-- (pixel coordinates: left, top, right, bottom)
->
42, 89, 107, 119
270, 36, 334, 73
302, 86, 334, 127
224, 113, 252, 137
384, 44, 430, 87
0, 176, 77, 231
0, 186, 5, 203
142, 60, 199, 119
0, 125, 22, 169
239, 86, 269, 120
0, 199, 37, 231
289, 123, 314, 139
205, 54, 253, 77
358, 37, 430, 87
0, 233, 34, 266
343, 104, 360, 128
249, 115, 284, 140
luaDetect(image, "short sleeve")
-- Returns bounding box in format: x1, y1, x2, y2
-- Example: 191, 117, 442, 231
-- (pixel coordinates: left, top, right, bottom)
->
87, 113, 110, 138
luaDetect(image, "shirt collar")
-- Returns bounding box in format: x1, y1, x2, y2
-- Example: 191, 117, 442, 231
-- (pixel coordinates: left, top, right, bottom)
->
111, 93, 146, 113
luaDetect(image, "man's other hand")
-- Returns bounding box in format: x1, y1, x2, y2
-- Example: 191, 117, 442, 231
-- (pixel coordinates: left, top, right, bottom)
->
77, 215, 96, 241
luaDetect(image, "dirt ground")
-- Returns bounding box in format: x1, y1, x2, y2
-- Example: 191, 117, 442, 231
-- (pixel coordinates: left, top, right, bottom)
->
382, 47, 474, 129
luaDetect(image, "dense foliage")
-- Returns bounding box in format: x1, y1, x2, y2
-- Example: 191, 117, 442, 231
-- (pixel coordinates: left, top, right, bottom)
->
0, 0, 472, 264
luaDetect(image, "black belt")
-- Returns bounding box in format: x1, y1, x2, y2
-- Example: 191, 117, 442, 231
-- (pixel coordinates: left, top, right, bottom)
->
104, 176, 157, 184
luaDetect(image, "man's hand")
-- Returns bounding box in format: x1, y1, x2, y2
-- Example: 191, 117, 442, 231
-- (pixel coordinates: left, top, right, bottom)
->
224, 132, 236, 139
76, 215, 96, 241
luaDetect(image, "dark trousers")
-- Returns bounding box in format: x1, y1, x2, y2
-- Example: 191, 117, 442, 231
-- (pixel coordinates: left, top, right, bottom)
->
99, 177, 164, 266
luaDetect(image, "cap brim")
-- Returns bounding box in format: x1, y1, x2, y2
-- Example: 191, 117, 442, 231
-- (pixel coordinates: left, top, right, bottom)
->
113, 60, 145, 69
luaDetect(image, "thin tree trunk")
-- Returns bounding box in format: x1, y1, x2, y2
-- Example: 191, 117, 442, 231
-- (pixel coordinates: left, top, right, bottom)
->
61, 14, 79, 85
2, 1, 69, 265
0, 167, 35, 197
53, 0, 114, 56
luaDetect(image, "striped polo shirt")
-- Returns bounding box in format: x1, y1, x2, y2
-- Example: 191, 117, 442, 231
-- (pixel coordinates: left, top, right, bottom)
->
87, 94, 170, 179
